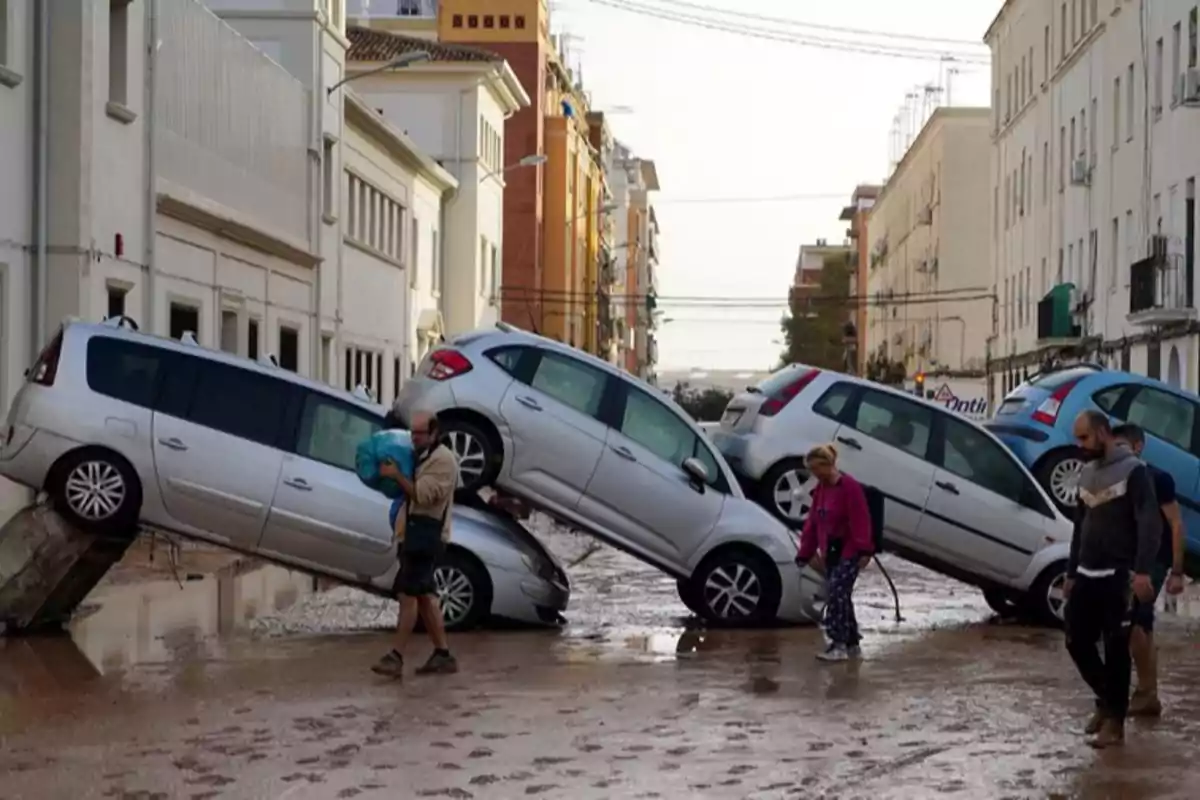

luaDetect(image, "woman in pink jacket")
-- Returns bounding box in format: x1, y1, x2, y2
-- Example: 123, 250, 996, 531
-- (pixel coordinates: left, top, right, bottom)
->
794, 443, 874, 662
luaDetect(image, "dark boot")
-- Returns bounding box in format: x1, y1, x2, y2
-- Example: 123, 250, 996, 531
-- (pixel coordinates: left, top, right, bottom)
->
415, 649, 458, 675
370, 649, 404, 679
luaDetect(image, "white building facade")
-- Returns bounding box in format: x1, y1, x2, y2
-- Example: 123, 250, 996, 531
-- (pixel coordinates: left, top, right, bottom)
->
987, 0, 1200, 400
866, 108, 994, 376
345, 28, 529, 339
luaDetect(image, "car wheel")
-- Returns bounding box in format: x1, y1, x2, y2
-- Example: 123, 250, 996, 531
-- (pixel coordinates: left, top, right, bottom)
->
1024, 562, 1069, 627
982, 588, 1021, 618
758, 459, 816, 525
691, 548, 782, 625
439, 418, 498, 493
1037, 449, 1085, 514
676, 578, 706, 617
434, 548, 492, 632
48, 448, 142, 536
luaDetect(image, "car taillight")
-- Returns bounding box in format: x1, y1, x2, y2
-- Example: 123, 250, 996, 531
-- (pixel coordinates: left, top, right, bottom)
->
759, 369, 821, 417
28, 331, 64, 387
426, 349, 472, 381
1031, 378, 1082, 426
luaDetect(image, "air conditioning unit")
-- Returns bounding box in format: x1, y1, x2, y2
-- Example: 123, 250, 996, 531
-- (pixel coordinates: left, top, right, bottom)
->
1070, 157, 1091, 186
1185, 67, 1200, 105
916, 206, 933, 225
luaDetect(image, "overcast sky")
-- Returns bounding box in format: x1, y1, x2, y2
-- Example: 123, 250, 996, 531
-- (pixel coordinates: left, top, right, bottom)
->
550, 0, 997, 372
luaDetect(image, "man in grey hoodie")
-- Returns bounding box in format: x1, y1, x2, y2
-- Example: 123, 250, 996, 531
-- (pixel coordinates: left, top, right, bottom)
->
1065, 410, 1161, 748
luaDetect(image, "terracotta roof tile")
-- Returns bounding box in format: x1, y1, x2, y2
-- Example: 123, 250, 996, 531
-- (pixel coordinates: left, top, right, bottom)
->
346, 26, 500, 64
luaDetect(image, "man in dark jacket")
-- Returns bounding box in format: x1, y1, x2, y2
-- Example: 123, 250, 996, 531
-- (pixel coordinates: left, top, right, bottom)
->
1065, 410, 1161, 748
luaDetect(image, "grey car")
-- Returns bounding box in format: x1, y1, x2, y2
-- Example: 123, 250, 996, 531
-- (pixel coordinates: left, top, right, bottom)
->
0, 319, 569, 632
392, 324, 824, 626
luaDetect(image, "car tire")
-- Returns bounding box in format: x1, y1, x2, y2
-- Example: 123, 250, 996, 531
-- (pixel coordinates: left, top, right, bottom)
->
690, 547, 782, 625
1024, 561, 1069, 628
982, 588, 1021, 618
434, 548, 493, 632
676, 578, 706, 617
1036, 449, 1085, 515
47, 447, 142, 537
439, 418, 499, 494
758, 459, 815, 526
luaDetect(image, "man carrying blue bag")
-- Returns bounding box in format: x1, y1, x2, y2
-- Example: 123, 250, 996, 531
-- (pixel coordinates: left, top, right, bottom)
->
366, 410, 460, 680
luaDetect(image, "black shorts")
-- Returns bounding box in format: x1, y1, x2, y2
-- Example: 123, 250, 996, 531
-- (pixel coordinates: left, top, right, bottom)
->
394, 542, 444, 597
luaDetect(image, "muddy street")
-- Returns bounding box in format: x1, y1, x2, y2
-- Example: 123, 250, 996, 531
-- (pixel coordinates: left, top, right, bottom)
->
3, 528, 1200, 799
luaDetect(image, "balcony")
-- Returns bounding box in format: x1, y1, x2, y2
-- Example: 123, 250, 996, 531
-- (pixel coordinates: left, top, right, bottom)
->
1036, 284, 1082, 344
1128, 250, 1196, 326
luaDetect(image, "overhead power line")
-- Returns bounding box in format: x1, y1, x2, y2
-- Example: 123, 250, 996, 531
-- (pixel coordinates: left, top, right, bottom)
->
587, 0, 990, 63
646, 0, 987, 47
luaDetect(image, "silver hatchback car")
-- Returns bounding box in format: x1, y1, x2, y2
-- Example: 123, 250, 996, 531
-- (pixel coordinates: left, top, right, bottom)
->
0, 319, 569, 632
393, 324, 824, 626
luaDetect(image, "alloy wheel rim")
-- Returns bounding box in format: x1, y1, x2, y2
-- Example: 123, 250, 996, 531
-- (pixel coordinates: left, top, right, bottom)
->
64, 461, 126, 521
443, 431, 487, 488
1049, 458, 1083, 507
773, 469, 816, 522
435, 566, 475, 626
703, 563, 763, 618
1046, 571, 1068, 621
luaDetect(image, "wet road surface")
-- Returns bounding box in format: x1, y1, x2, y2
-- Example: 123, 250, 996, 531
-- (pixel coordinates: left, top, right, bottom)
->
4, 525, 1200, 798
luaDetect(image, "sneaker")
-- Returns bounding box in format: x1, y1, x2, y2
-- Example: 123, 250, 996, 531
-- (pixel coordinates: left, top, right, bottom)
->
1088, 718, 1125, 749
415, 650, 459, 675
371, 650, 404, 679
816, 645, 850, 662
1083, 709, 1107, 735
1128, 689, 1163, 717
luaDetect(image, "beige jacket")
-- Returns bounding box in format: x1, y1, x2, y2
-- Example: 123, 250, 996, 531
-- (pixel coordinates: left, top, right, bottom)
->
393, 443, 458, 543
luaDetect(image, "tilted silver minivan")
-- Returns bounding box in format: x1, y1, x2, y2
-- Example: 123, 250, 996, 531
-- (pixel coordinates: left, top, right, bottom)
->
0, 319, 569, 632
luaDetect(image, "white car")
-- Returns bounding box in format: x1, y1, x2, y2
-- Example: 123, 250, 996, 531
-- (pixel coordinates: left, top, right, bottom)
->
710, 364, 1074, 623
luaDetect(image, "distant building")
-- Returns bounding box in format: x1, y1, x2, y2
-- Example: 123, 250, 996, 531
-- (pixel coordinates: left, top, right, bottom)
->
839, 184, 881, 374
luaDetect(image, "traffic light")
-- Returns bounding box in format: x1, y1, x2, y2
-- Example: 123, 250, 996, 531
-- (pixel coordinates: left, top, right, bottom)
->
914, 372, 925, 397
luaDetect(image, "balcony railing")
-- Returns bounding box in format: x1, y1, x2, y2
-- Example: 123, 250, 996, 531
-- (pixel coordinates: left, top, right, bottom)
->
1129, 253, 1196, 325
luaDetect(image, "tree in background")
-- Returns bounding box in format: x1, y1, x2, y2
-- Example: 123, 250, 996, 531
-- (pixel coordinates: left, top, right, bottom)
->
779, 252, 852, 370
672, 382, 734, 422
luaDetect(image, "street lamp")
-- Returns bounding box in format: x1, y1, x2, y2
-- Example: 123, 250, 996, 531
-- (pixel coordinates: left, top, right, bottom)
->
327, 51, 431, 96
479, 153, 547, 183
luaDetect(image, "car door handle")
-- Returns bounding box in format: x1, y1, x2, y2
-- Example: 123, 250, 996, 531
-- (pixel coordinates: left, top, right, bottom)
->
835, 435, 862, 450
157, 437, 188, 452
610, 445, 637, 462
935, 480, 959, 495
515, 396, 542, 411
283, 478, 312, 491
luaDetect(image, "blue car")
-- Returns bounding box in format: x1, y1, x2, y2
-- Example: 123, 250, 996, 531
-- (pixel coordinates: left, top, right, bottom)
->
987, 364, 1199, 574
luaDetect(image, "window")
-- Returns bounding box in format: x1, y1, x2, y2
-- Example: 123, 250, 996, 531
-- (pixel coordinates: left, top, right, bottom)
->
467, 14, 478, 28
452, 14, 463, 27
169, 302, 199, 341
479, 235, 489, 294
411, 216, 420, 290
1080, 0, 1088, 31
86, 338, 166, 409
279, 326, 299, 372
528, 351, 606, 417
322, 137, 335, 218
1191, 7, 1198, 68
1126, 387, 1196, 450
940, 417, 1027, 503
106, 284, 127, 319
392, 355, 401, 400
189, 362, 289, 448
1070, 0, 1077, 42
220, 310, 238, 354
500, 15, 511, 28
108, 0, 130, 106
1155, 37, 1165, 114
515, 15, 526, 29
1044, 25, 1051, 82
1094, 385, 1126, 412
432, 229, 442, 294
248, 319, 260, 361
345, 174, 403, 259
486, 346, 525, 375
1125, 209, 1134, 268
1058, 126, 1065, 190
0, 0, 10, 69
1112, 76, 1121, 149
1111, 216, 1120, 289
619, 388, 696, 469
1126, 63, 1135, 140
323, 335, 334, 384
296, 393, 380, 471
1042, 141, 1049, 202
1006, 73, 1012, 121
813, 382, 855, 421
1019, 56, 1026, 105
1089, 97, 1097, 163
1060, 3, 1067, 58
483, 14, 494, 28
1079, 109, 1087, 158
849, 390, 933, 460
490, 244, 499, 300
343, 345, 384, 399
1173, 23, 1182, 104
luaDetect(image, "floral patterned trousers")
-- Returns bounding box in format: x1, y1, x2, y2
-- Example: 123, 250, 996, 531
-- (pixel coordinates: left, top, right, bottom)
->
824, 558, 861, 647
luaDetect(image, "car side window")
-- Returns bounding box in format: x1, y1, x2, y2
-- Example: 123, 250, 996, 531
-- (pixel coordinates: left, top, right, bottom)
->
85, 337, 167, 409
1125, 387, 1196, 450
940, 416, 1027, 503
528, 351, 607, 418
849, 389, 933, 459
186, 362, 291, 448
1093, 385, 1126, 413
296, 393, 381, 471
813, 382, 855, 421
486, 346, 524, 376
620, 388, 695, 466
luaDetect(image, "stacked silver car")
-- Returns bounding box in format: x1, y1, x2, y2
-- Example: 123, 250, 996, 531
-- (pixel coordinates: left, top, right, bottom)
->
0, 319, 569, 632
393, 323, 824, 625
710, 364, 1074, 623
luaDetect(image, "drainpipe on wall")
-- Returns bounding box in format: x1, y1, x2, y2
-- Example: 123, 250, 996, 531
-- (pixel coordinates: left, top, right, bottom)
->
142, 0, 158, 332
32, 0, 50, 359
314, 27, 328, 382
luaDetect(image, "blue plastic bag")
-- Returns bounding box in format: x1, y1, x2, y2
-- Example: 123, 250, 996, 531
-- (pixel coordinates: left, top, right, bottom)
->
355, 429, 415, 500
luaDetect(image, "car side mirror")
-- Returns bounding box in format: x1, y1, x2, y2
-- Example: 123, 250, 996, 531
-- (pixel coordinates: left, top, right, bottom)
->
682, 457, 708, 489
